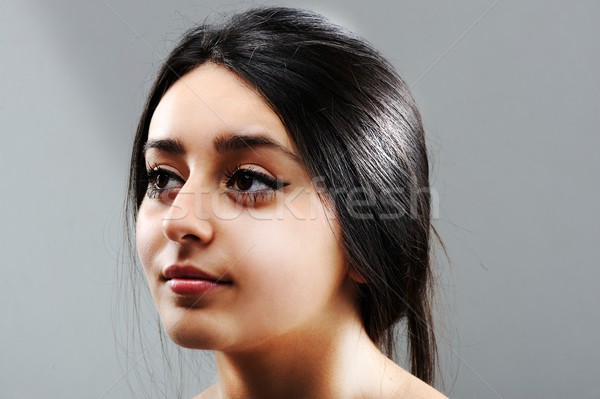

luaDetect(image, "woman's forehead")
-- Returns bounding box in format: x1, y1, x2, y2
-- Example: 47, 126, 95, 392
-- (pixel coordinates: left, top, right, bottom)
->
148, 63, 294, 152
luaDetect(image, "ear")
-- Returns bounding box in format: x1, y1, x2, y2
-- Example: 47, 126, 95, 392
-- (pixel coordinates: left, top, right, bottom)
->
348, 268, 367, 284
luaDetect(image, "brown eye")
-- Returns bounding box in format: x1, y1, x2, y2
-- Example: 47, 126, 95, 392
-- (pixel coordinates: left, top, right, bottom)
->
235, 171, 255, 191
224, 167, 288, 206
226, 168, 280, 192
146, 167, 184, 200
155, 172, 171, 189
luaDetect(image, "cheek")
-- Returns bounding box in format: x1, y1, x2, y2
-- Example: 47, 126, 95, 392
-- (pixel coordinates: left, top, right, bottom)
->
135, 204, 163, 275
229, 213, 347, 325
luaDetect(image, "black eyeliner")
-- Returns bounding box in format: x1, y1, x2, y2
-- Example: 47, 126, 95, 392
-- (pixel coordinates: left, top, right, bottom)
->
224, 165, 289, 190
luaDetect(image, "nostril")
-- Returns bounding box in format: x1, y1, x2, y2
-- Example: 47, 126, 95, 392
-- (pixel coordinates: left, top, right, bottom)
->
181, 233, 202, 242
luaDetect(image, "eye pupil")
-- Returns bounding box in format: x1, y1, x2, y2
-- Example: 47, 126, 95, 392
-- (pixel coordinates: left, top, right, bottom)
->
236, 172, 254, 190
156, 173, 169, 189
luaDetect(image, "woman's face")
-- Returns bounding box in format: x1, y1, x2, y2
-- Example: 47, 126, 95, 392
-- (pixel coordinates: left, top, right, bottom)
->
136, 63, 357, 352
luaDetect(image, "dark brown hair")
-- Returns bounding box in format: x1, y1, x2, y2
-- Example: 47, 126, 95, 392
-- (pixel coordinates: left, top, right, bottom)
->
128, 6, 437, 384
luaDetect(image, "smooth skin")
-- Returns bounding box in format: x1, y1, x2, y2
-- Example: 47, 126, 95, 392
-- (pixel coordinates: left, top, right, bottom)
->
136, 63, 446, 399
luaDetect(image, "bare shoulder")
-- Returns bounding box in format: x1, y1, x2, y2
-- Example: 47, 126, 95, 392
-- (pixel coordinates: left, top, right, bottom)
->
398, 374, 447, 399
380, 359, 447, 399
192, 384, 220, 399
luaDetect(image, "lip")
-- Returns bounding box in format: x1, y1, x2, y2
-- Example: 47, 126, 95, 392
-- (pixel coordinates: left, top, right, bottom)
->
163, 265, 231, 296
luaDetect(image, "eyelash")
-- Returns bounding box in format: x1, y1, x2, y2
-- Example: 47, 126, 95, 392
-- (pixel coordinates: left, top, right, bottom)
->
144, 164, 288, 205
223, 165, 287, 204
145, 166, 183, 200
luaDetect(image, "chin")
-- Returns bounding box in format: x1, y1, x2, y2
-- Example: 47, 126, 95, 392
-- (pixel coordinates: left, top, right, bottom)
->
164, 324, 219, 350
159, 308, 221, 350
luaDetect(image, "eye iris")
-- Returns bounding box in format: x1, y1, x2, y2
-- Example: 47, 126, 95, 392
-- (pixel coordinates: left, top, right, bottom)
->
236, 172, 254, 191
156, 172, 169, 189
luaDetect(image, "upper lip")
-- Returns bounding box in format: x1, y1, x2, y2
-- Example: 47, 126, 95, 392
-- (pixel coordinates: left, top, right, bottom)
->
162, 264, 231, 283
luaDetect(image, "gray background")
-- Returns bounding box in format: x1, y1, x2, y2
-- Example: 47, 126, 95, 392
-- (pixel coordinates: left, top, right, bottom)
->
1, 0, 598, 398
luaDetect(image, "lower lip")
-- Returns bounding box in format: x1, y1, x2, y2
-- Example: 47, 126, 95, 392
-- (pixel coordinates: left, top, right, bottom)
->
167, 278, 224, 296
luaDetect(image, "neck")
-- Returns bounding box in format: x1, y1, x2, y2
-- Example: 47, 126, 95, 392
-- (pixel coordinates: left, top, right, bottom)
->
212, 319, 393, 399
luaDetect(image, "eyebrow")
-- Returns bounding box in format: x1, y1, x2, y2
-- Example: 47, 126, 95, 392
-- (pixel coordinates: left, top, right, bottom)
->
213, 133, 301, 164
143, 133, 302, 164
143, 137, 185, 155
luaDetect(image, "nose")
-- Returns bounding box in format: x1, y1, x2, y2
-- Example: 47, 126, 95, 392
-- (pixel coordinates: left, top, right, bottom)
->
161, 188, 215, 244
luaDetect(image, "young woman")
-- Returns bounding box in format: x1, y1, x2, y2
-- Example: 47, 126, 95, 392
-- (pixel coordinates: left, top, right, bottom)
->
127, 6, 446, 399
